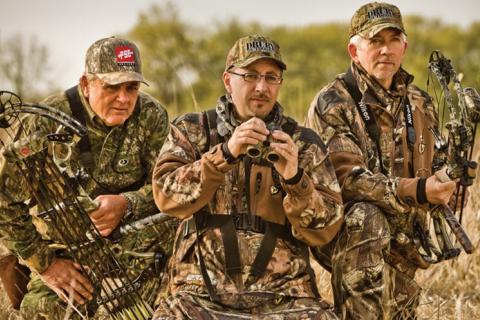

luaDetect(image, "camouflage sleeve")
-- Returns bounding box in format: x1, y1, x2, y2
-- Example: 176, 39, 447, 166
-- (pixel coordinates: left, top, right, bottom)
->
305, 88, 410, 215
0, 116, 57, 273
122, 97, 169, 217
152, 122, 233, 220
282, 133, 344, 246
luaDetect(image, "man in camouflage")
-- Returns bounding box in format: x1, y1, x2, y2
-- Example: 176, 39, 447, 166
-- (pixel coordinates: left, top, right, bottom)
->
305, 2, 459, 319
0, 37, 177, 318
151, 34, 343, 319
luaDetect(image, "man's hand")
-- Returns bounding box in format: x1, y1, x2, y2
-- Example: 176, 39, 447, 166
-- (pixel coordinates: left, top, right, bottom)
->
227, 117, 269, 159
89, 194, 127, 237
425, 175, 457, 206
39, 258, 94, 305
449, 185, 470, 210
269, 130, 299, 180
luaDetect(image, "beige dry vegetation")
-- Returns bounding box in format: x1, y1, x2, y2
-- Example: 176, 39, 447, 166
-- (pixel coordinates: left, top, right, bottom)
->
415, 150, 480, 319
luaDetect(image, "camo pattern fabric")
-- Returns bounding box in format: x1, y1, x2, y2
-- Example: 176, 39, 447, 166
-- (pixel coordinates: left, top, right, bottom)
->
152, 96, 343, 319
0, 86, 176, 317
305, 62, 442, 319
154, 292, 338, 320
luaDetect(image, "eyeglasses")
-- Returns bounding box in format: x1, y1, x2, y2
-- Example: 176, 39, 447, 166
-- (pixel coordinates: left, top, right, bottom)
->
228, 71, 283, 85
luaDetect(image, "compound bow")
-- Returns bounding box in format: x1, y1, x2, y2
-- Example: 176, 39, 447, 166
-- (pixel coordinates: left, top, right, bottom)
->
0, 90, 168, 319
416, 50, 479, 263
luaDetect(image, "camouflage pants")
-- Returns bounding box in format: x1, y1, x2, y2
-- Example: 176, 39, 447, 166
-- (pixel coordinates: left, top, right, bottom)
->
20, 273, 92, 320
316, 202, 421, 320
19, 215, 178, 319
154, 292, 338, 319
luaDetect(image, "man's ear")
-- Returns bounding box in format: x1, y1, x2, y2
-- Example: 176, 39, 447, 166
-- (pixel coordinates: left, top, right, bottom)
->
223, 71, 232, 94
402, 40, 408, 55
347, 43, 358, 63
79, 75, 89, 98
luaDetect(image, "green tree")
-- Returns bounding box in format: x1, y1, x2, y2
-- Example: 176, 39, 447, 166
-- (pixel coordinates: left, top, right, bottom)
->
127, 2, 199, 116
0, 34, 53, 100
127, 2, 480, 122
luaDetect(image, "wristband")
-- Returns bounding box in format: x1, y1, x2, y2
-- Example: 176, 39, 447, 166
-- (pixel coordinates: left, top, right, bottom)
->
283, 168, 303, 185
221, 142, 239, 164
416, 177, 428, 205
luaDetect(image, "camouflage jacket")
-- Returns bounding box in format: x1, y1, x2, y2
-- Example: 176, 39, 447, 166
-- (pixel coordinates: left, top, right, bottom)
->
305, 63, 443, 241
152, 95, 343, 306
0, 86, 169, 272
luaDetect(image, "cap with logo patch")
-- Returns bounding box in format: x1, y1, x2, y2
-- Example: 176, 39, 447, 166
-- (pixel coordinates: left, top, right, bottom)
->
349, 2, 405, 39
225, 34, 286, 71
85, 37, 147, 85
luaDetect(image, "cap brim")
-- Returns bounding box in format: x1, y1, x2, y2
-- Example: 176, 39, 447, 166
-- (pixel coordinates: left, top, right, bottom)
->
96, 71, 149, 86
358, 23, 406, 39
228, 56, 287, 71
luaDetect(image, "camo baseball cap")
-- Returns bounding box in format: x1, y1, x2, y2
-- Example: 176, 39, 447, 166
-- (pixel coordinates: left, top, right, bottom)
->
85, 37, 147, 85
225, 34, 286, 71
349, 2, 406, 39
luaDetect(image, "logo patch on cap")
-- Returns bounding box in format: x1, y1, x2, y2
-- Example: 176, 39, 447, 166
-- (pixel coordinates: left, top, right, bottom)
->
367, 7, 394, 20
246, 41, 275, 53
115, 46, 136, 66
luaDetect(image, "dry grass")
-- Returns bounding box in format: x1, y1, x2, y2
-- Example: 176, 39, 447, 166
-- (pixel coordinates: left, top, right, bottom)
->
416, 153, 480, 319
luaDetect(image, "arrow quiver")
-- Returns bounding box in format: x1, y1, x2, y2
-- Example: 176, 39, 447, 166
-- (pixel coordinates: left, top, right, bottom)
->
414, 51, 480, 264
0, 91, 153, 319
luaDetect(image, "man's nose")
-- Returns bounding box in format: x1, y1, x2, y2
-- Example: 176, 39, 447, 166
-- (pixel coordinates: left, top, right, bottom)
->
116, 88, 130, 102
255, 77, 269, 91
380, 43, 393, 55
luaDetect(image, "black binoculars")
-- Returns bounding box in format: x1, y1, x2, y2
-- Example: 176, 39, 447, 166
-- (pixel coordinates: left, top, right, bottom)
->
246, 123, 281, 162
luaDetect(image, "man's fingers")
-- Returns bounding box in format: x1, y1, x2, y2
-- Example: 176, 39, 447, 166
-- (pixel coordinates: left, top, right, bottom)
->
236, 129, 267, 142
70, 277, 94, 301
73, 271, 94, 294
99, 228, 113, 237
271, 130, 292, 143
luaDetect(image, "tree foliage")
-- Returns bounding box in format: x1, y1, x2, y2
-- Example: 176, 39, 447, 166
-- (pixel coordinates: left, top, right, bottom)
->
0, 34, 53, 100
127, 4, 479, 121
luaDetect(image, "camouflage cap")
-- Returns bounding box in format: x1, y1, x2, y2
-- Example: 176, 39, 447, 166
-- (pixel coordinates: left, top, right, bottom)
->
349, 2, 406, 39
85, 37, 148, 85
225, 34, 286, 71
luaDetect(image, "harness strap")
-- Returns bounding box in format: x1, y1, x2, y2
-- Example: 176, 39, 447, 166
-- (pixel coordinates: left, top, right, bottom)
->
194, 212, 219, 301
65, 86, 145, 193
65, 86, 94, 171
344, 68, 415, 176
184, 212, 291, 239
204, 108, 221, 150
250, 225, 277, 277
185, 109, 320, 300
344, 69, 387, 175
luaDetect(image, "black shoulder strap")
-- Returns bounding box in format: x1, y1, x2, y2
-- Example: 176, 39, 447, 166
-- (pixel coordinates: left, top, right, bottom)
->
343, 69, 387, 175
65, 85, 95, 171
202, 108, 222, 151
403, 96, 416, 150
344, 69, 380, 142
281, 116, 297, 136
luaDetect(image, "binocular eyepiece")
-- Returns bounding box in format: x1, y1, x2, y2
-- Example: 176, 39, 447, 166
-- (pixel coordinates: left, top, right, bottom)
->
246, 123, 281, 162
